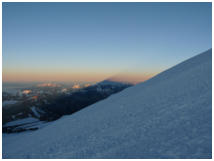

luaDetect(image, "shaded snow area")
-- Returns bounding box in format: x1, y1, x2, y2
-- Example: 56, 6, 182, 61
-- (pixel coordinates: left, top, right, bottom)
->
3, 117, 50, 133
4, 117, 39, 127
31, 106, 40, 118
2, 100, 18, 107
2, 49, 212, 158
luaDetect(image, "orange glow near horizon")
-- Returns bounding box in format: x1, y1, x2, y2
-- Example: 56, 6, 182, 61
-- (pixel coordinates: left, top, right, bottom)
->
3, 72, 112, 83
3, 74, 157, 85
3, 69, 159, 84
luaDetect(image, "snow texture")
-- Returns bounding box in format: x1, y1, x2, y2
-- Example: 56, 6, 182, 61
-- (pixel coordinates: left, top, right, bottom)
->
2, 49, 212, 159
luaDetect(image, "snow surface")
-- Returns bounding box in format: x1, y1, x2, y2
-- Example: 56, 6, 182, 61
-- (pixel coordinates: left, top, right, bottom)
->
2, 49, 212, 159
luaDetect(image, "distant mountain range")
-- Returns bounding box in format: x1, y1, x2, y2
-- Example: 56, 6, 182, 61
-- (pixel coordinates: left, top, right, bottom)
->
3, 79, 132, 133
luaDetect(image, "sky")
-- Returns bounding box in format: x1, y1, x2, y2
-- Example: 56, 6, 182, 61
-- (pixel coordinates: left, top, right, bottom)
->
2, 2, 212, 83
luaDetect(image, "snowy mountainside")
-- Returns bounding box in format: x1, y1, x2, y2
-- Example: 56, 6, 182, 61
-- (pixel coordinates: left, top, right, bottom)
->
3, 49, 212, 158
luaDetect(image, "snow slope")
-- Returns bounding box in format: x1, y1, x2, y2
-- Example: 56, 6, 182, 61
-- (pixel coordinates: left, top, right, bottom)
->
2, 49, 212, 159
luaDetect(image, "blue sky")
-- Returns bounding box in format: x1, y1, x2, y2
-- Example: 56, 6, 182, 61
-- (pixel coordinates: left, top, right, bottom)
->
2, 2, 212, 82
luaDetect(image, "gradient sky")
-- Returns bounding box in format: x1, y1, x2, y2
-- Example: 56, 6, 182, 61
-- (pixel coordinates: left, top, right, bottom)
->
2, 2, 212, 83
